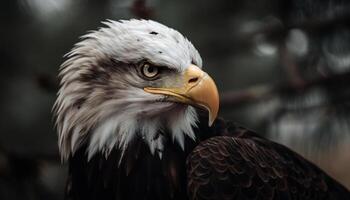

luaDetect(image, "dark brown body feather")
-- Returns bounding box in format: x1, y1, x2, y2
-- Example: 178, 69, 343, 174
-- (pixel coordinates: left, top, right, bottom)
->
66, 114, 350, 200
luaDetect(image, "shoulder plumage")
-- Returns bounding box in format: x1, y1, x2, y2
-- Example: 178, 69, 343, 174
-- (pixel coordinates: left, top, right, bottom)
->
187, 119, 350, 200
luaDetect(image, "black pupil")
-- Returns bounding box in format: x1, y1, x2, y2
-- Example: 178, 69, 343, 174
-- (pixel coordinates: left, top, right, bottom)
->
148, 66, 154, 73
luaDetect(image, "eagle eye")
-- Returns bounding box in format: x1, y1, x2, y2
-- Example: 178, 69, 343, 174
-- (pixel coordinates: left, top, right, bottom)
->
140, 62, 159, 79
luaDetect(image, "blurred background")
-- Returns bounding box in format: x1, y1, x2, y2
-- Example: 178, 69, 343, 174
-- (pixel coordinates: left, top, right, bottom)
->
1, 0, 350, 199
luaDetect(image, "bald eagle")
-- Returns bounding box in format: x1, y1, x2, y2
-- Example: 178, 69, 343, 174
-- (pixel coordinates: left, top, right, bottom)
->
54, 19, 350, 200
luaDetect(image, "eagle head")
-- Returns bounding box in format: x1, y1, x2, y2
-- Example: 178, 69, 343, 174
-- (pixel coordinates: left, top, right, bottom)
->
54, 19, 219, 160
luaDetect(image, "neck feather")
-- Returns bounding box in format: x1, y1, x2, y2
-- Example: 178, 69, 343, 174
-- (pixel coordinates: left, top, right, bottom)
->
86, 104, 198, 160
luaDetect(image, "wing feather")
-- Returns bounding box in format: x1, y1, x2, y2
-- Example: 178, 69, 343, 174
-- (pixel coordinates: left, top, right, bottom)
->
187, 122, 350, 200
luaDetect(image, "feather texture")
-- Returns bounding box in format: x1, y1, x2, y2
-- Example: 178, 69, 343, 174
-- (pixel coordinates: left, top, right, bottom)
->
65, 115, 350, 200
53, 19, 202, 160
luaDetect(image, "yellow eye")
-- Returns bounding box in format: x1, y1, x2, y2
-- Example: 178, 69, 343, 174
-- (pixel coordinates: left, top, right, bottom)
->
141, 63, 159, 78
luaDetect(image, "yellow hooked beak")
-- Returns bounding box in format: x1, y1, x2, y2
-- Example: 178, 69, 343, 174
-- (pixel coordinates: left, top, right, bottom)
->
144, 65, 219, 126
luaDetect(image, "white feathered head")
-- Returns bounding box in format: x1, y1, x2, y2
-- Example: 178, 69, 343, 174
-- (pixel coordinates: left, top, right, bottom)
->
54, 19, 219, 160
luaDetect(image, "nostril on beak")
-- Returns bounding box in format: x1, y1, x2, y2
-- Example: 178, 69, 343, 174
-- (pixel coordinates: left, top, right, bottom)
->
188, 77, 199, 84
